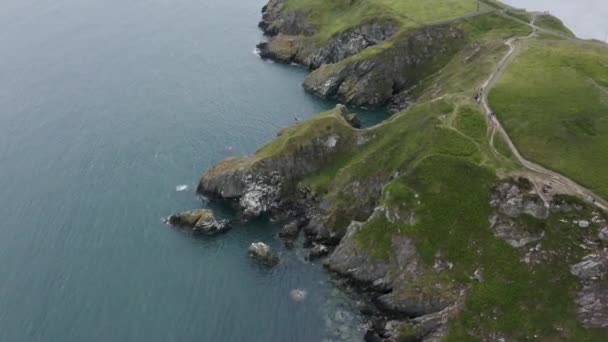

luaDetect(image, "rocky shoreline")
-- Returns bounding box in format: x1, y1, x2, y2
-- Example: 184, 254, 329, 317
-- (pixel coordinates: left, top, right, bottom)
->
167, 1, 608, 340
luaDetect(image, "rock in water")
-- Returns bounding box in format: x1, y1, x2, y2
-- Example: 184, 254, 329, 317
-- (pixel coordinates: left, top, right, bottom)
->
289, 288, 307, 302
308, 243, 329, 260
248, 242, 280, 266
167, 209, 230, 235
278, 221, 300, 239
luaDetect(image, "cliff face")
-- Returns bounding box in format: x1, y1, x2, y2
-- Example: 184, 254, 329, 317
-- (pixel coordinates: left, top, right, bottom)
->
256, 0, 466, 109
190, 1, 608, 340
198, 106, 362, 218
257, 0, 399, 70
302, 25, 465, 108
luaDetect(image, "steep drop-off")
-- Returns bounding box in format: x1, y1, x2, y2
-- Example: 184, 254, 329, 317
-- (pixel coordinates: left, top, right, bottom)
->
189, 1, 608, 340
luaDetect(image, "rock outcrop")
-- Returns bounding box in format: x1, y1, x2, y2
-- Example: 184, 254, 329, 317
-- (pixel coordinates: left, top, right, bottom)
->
303, 25, 466, 107
326, 205, 460, 339
167, 209, 230, 235
197, 108, 359, 220
570, 250, 608, 328
257, 0, 398, 69
248, 242, 280, 266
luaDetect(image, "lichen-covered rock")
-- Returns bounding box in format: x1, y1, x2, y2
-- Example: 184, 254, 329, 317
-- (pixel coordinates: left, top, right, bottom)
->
167, 209, 230, 235
248, 242, 280, 266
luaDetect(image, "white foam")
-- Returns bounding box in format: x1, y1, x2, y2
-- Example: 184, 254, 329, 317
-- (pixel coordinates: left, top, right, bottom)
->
175, 185, 189, 192
253, 47, 261, 56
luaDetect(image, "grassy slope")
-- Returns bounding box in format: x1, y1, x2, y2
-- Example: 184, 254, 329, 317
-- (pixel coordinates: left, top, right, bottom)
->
535, 14, 575, 38
250, 2, 607, 339
490, 38, 608, 199
284, 0, 481, 42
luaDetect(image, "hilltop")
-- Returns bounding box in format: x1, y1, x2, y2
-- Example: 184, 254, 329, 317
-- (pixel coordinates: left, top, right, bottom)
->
192, 1, 608, 340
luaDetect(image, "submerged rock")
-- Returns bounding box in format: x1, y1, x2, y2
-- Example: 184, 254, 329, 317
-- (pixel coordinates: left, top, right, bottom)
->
167, 209, 230, 235
248, 242, 280, 266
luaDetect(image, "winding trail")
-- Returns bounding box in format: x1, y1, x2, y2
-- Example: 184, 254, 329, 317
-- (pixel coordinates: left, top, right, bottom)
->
479, 26, 608, 211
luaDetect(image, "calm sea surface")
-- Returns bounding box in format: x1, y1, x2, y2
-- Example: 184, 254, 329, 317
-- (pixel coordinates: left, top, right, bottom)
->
0, 0, 376, 341
2, 1, 604, 341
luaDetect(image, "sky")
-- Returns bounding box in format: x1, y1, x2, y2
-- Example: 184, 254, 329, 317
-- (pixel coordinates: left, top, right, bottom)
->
502, 0, 608, 40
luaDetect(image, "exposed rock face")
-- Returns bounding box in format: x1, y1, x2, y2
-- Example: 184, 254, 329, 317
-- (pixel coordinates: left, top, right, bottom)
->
488, 214, 544, 248
490, 179, 549, 219
306, 21, 399, 69
278, 221, 300, 239
303, 25, 466, 107
167, 209, 230, 235
248, 242, 280, 266
308, 243, 329, 260
258, 0, 315, 37
257, 0, 399, 69
327, 205, 458, 339
198, 109, 357, 220
570, 250, 608, 328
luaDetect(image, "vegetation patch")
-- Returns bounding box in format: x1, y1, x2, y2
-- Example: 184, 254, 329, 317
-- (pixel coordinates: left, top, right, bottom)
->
489, 38, 608, 198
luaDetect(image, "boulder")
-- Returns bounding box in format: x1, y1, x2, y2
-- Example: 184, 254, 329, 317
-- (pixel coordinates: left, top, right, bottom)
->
278, 221, 300, 239
599, 227, 608, 242
490, 181, 548, 219
308, 243, 329, 260
167, 209, 230, 235
248, 242, 280, 266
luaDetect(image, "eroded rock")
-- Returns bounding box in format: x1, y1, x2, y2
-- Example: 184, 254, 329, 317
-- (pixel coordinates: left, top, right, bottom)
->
491, 180, 548, 219
248, 242, 280, 266
167, 209, 230, 235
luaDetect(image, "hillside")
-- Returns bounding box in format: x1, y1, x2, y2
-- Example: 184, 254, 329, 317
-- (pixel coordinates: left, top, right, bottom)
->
193, 1, 608, 340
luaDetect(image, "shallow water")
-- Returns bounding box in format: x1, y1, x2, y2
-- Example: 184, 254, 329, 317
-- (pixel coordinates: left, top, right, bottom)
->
0, 0, 368, 341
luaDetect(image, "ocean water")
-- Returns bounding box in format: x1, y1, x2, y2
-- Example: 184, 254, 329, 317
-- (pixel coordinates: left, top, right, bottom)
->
0, 0, 373, 341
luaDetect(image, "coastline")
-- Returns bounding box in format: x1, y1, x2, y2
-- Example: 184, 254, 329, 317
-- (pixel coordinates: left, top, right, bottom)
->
181, 1, 608, 340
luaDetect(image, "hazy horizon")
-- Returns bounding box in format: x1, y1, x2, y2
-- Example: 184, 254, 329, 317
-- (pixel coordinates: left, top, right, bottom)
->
502, 0, 608, 41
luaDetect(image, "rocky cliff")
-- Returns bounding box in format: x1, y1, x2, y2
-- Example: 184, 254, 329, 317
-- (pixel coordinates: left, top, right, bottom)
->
187, 1, 608, 340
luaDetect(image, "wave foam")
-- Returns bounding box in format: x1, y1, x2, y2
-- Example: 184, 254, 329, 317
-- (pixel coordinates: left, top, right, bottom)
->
175, 185, 189, 192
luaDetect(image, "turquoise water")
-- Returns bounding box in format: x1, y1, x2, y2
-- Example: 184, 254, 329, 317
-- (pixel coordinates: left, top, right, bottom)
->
0, 0, 373, 341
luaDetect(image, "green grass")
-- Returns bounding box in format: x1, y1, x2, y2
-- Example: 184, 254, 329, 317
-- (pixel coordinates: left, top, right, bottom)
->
535, 14, 575, 38
353, 155, 605, 340
256, 108, 356, 158
284, 0, 481, 42
372, 0, 480, 25
489, 38, 608, 199
454, 105, 487, 143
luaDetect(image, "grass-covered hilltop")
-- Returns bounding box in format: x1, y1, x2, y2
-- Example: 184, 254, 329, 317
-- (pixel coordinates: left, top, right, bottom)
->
193, 0, 608, 340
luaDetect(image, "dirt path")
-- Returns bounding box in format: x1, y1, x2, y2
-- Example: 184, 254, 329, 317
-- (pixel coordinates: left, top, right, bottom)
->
479, 28, 608, 212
